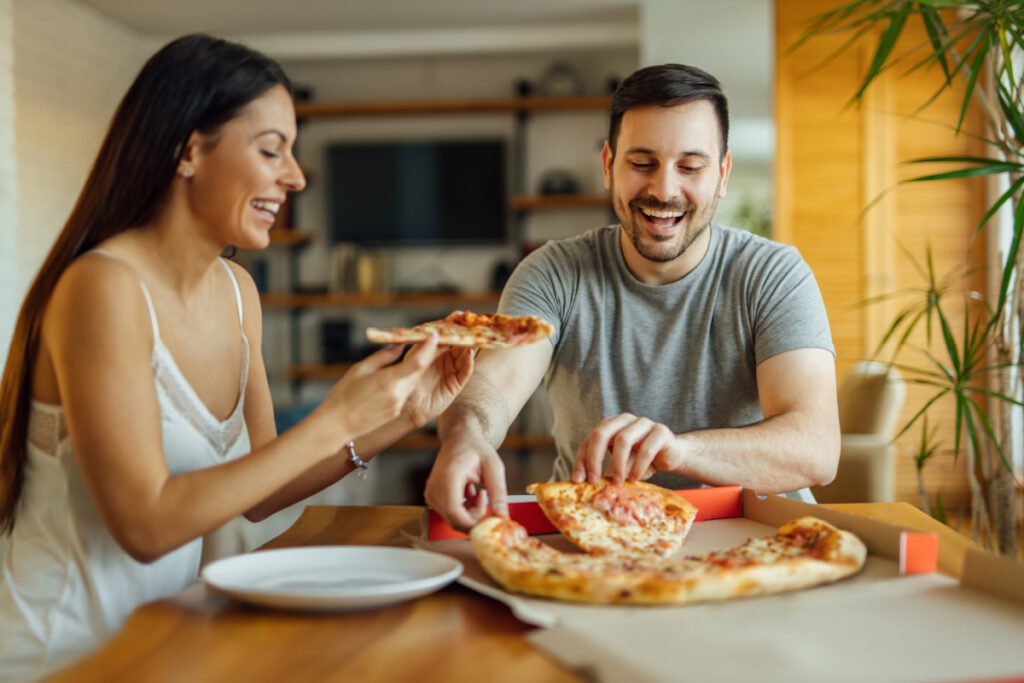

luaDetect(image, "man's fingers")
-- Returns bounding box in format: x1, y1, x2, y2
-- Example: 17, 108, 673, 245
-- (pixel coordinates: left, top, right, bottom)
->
480, 453, 508, 518
424, 469, 477, 532
628, 427, 671, 480
605, 417, 651, 484
578, 413, 636, 484
463, 483, 489, 524
454, 347, 475, 382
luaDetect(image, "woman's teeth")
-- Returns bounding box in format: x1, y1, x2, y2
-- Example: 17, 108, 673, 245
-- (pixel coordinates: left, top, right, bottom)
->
252, 199, 281, 215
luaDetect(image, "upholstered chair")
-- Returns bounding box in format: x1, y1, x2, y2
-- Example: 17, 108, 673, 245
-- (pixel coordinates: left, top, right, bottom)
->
812, 361, 906, 503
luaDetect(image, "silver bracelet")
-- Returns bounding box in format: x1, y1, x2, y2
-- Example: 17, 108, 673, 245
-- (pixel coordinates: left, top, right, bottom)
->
347, 441, 368, 480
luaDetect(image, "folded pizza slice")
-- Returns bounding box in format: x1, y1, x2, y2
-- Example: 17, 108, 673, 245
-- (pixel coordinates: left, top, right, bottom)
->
527, 480, 698, 558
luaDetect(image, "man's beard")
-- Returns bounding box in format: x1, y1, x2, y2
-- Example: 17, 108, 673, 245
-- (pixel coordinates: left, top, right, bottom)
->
615, 192, 719, 263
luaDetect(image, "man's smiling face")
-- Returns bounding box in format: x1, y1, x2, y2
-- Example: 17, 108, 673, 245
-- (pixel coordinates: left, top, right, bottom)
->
604, 100, 731, 271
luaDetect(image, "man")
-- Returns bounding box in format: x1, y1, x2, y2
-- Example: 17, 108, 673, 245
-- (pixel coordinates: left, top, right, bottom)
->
425, 63, 839, 530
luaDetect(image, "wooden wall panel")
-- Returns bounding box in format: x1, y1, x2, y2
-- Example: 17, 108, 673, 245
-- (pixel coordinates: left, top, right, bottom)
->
775, 0, 986, 512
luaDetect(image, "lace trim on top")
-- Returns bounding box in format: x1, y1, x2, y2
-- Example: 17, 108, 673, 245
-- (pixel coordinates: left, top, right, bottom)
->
153, 334, 249, 457
27, 402, 68, 456
28, 253, 251, 459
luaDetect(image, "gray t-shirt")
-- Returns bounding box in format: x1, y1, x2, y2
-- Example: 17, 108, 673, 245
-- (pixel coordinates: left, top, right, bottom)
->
498, 223, 834, 489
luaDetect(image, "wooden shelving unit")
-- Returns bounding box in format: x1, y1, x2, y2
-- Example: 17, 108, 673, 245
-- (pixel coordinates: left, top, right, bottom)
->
267, 229, 313, 248
390, 432, 555, 452
296, 94, 611, 118
264, 92, 603, 460
285, 363, 353, 381
261, 290, 501, 310
508, 193, 609, 211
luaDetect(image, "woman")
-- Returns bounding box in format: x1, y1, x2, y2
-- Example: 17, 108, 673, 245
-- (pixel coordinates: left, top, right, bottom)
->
0, 34, 473, 680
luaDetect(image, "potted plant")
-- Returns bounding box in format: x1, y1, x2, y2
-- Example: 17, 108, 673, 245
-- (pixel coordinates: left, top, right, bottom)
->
793, 0, 1022, 556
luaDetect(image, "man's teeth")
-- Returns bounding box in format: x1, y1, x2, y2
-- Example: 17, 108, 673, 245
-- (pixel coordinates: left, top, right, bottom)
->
252, 200, 281, 215
640, 208, 684, 219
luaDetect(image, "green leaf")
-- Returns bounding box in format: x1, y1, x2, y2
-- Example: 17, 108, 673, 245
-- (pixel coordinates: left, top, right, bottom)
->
964, 386, 1024, 409
996, 79, 1024, 143
933, 492, 947, 525
956, 28, 991, 132
918, 6, 952, 82
894, 388, 950, 441
992, 196, 1024, 324
973, 174, 1024, 245
996, 19, 1018, 88
906, 162, 1024, 183
959, 394, 983, 468
965, 395, 1012, 472
853, 4, 912, 102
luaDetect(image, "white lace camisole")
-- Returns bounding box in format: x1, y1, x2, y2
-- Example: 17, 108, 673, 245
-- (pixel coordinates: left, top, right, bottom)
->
0, 255, 294, 681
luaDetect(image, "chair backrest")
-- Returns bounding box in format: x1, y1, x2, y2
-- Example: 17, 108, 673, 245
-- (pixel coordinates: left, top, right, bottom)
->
836, 361, 906, 437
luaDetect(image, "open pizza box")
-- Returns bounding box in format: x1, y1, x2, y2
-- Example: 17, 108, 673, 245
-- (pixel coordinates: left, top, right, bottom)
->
419, 486, 1024, 683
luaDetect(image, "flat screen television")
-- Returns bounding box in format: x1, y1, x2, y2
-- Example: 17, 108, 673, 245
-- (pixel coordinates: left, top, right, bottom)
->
326, 139, 507, 246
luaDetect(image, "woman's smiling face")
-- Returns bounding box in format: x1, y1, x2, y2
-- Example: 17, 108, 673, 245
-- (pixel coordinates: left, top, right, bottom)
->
182, 84, 306, 249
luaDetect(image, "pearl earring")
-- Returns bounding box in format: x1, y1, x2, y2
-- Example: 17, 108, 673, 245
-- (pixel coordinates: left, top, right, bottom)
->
180, 166, 194, 178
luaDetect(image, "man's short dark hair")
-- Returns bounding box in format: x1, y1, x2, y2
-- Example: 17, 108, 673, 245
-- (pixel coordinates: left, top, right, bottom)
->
608, 63, 730, 160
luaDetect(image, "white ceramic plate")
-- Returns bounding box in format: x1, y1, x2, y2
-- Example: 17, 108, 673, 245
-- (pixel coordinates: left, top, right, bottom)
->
202, 546, 463, 613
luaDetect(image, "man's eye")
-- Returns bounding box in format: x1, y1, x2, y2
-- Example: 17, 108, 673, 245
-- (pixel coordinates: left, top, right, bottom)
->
631, 162, 655, 171
261, 150, 281, 159
680, 166, 703, 174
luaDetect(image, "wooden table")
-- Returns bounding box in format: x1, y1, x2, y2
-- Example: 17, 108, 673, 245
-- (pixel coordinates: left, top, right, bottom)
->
47, 502, 975, 682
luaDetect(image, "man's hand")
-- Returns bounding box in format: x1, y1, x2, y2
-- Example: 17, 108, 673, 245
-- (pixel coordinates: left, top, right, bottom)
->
572, 413, 684, 484
424, 430, 508, 532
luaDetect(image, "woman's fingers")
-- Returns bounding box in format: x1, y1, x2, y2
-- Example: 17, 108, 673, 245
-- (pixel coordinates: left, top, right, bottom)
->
348, 344, 406, 378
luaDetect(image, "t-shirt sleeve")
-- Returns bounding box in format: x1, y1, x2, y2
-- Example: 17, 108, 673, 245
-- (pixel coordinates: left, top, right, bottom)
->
497, 242, 575, 347
750, 245, 835, 363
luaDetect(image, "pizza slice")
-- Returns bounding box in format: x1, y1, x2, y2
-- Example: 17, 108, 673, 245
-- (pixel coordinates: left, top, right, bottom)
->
528, 480, 698, 558
366, 310, 554, 349
470, 515, 867, 605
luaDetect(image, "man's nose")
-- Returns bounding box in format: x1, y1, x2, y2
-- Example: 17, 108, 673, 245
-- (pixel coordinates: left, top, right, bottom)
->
647, 167, 678, 202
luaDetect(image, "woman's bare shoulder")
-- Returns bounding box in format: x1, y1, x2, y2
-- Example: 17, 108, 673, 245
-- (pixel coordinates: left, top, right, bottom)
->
46, 252, 152, 341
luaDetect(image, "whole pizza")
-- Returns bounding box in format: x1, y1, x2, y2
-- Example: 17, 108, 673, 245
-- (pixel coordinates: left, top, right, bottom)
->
366, 310, 554, 349
470, 481, 867, 605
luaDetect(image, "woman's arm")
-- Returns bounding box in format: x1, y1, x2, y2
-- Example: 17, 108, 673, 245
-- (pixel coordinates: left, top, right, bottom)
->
46, 257, 435, 562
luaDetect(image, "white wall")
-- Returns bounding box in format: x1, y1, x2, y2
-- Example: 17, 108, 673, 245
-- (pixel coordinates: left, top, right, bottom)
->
0, 0, 17, 365
3, 0, 145, 358
639, 0, 774, 233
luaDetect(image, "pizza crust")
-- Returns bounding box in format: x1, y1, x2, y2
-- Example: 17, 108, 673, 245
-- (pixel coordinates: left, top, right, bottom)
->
470, 515, 867, 605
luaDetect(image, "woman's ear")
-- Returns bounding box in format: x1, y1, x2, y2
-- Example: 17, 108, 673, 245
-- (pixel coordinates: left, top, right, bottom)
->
176, 132, 202, 179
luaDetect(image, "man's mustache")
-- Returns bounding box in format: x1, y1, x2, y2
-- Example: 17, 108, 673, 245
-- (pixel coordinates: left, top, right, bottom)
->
630, 198, 689, 213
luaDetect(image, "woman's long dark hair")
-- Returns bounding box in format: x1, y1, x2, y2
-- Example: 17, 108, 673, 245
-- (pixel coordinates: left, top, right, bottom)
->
0, 34, 292, 533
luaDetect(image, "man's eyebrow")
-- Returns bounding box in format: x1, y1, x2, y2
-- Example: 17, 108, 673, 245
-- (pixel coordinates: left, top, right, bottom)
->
623, 146, 711, 160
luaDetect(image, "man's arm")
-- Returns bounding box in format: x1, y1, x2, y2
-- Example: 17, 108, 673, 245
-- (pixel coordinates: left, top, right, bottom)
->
425, 341, 552, 530
575, 348, 840, 492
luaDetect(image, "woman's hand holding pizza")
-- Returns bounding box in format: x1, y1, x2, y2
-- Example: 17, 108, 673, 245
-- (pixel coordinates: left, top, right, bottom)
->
399, 345, 475, 430
572, 413, 685, 485
318, 335, 448, 449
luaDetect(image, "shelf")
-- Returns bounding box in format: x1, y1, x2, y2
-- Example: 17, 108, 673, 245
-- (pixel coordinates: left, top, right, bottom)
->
266, 230, 312, 248
262, 291, 502, 310
296, 95, 612, 119
389, 432, 555, 452
508, 193, 609, 211
286, 363, 353, 380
